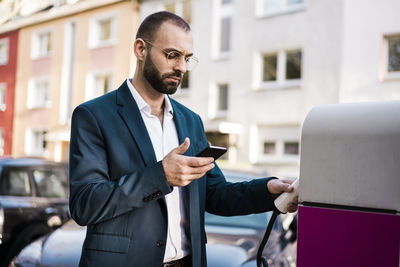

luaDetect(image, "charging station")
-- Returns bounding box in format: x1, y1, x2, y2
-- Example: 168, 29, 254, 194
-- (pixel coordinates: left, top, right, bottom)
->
297, 101, 400, 267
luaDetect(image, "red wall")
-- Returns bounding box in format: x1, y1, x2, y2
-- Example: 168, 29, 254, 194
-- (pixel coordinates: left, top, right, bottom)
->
0, 30, 18, 157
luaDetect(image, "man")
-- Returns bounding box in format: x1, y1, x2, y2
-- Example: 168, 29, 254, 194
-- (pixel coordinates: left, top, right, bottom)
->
69, 11, 297, 267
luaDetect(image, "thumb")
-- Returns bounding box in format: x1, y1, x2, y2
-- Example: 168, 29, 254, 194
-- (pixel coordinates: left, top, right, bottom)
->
175, 137, 190, 155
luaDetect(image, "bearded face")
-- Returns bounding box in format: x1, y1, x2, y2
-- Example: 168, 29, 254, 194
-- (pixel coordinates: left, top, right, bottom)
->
143, 51, 183, 95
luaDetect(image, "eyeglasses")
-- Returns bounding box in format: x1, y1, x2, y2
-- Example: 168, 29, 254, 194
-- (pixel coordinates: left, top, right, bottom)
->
143, 40, 199, 71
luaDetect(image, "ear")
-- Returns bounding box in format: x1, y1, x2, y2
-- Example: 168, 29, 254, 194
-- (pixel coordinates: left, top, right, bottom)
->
133, 38, 147, 61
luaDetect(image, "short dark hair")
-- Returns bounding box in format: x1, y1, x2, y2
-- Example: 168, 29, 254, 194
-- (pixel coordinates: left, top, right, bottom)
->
136, 11, 191, 42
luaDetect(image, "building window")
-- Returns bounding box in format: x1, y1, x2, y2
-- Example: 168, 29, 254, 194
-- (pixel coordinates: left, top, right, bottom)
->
254, 126, 300, 164
387, 35, 400, 72
99, 19, 111, 42
286, 50, 302, 80
213, 0, 233, 59
217, 84, 229, 112
382, 34, 400, 80
263, 54, 277, 81
256, 0, 306, 17
31, 30, 52, 59
208, 83, 229, 119
25, 129, 47, 156
85, 72, 112, 100
89, 13, 117, 48
165, 0, 192, 24
220, 17, 231, 53
0, 128, 4, 156
284, 141, 299, 155
0, 38, 9, 65
94, 74, 111, 95
263, 142, 275, 155
0, 83, 6, 111
260, 49, 302, 88
27, 79, 50, 109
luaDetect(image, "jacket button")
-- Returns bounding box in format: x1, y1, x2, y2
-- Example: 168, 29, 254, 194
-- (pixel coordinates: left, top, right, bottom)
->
156, 240, 165, 247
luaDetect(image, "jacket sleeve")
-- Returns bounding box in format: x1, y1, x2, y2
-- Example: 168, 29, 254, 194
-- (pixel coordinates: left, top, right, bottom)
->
205, 164, 277, 216
69, 105, 172, 226
193, 115, 277, 216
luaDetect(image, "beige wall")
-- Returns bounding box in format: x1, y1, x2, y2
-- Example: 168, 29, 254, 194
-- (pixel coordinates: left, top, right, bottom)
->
13, 1, 139, 161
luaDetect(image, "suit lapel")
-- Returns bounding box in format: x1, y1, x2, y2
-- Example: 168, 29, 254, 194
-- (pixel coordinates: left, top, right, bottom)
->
171, 99, 202, 263
116, 82, 157, 167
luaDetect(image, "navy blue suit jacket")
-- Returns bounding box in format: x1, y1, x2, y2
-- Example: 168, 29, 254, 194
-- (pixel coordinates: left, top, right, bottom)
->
69, 81, 276, 267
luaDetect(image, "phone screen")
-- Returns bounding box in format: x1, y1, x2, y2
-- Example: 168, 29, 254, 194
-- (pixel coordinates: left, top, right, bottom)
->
196, 146, 227, 160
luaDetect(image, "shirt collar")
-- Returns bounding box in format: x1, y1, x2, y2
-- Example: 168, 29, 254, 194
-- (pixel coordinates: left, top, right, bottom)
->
126, 79, 174, 117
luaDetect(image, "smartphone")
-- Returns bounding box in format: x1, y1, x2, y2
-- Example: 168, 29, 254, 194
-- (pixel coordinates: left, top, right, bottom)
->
196, 146, 227, 160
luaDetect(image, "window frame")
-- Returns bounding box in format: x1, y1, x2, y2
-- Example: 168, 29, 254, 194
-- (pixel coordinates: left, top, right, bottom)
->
27, 78, 51, 109
88, 12, 118, 49
212, 0, 234, 60
164, 0, 192, 24
25, 128, 48, 157
208, 82, 229, 119
31, 28, 53, 59
85, 71, 113, 101
0, 38, 9, 65
0, 83, 6, 111
252, 126, 300, 164
255, 49, 303, 90
382, 34, 400, 81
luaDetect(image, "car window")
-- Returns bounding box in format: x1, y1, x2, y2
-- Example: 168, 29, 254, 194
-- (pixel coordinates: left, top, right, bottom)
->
205, 211, 272, 229
5, 170, 32, 196
33, 169, 68, 198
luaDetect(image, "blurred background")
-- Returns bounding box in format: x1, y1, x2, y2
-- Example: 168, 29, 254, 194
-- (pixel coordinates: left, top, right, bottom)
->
0, 0, 399, 179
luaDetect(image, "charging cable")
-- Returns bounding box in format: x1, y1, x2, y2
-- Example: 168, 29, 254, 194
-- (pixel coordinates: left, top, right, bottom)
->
256, 178, 299, 267
256, 209, 280, 267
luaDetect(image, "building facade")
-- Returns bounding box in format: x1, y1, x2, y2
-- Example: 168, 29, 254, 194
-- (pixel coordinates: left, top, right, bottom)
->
0, 30, 18, 157
141, 0, 400, 178
1, 0, 139, 161
0, 0, 399, 178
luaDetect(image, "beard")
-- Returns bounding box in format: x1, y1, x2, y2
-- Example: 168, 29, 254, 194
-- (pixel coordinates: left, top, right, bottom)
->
143, 52, 182, 95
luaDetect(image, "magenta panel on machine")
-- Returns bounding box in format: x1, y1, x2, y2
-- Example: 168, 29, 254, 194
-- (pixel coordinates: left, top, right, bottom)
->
297, 205, 400, 267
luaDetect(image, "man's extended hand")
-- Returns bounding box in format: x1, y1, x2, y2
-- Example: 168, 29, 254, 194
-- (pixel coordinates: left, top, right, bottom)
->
162, 138, 215, 187
267, 179, 299, 213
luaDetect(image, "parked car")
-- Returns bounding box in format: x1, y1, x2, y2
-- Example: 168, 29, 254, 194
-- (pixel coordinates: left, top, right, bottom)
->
13, 169, 297, 267
205, 170, 297, 267
0, 158, 70, 267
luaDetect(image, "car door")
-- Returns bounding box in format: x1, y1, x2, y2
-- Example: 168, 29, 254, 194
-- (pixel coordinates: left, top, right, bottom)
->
0, 167, 36, 242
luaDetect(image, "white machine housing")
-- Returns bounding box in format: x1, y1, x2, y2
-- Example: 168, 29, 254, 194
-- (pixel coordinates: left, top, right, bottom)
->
299, 101, 400, 213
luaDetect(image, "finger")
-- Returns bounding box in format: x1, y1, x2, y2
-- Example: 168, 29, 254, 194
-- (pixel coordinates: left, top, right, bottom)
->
281, 179, 295, 184
187, 163, 215, 175
186, 156, 214, 167
175, 137, 190, 155
277, 180, 293, 193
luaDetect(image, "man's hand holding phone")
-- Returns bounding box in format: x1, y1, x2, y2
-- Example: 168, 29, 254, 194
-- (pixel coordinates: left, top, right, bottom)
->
162, 138, 220, 187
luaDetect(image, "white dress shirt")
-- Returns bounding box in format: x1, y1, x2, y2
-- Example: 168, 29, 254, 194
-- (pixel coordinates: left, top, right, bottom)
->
126, 79, 190, 262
